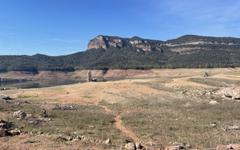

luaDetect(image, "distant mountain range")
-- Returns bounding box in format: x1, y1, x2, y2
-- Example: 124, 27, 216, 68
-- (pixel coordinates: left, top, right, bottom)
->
1, 35, 240, 72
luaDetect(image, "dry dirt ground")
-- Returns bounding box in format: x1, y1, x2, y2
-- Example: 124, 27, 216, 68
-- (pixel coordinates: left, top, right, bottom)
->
1, 68, 240, 149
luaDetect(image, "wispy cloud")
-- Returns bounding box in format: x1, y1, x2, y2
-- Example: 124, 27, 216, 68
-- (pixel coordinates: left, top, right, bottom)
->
163, 0, 240, 21
148, 0, 237, 35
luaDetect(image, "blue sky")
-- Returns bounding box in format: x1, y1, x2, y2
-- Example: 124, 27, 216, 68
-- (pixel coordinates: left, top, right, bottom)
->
0, 0, 240, 55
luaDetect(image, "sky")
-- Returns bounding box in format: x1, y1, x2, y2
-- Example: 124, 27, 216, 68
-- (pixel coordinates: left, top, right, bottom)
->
0, 0, 240, 55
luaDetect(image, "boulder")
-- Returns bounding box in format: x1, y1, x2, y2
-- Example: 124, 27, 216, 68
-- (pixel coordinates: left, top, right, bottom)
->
13, 110, 27, 119
217, 87, 240, 100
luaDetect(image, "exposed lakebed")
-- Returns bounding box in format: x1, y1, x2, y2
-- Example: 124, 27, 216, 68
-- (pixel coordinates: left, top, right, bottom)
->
0, 77, 82, 89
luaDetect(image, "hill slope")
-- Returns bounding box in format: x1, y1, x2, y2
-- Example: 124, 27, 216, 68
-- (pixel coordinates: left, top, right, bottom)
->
1, 35, 240, 72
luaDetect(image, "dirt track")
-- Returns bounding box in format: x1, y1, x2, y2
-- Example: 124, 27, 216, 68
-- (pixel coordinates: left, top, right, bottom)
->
98, 104, 141, 143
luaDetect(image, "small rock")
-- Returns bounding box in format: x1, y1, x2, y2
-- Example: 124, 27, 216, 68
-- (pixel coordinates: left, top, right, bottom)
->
125, 142, 136, 150
13, 110, 27, 119
74, 135, 82, 140
88, 125, 95, 129
209, 100, 219, 105
8, 128, 21, 136
40, 109, 48, 118
135, 142, 145, 149
210, 122, 217, 128
225, 125, 240, 131
104, 138, 111, 145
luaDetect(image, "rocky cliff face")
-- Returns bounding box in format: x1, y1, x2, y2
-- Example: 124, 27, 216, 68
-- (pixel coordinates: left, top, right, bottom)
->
88, 35, 240, 54
2, 34, 240, 72
87, 35, 160, 52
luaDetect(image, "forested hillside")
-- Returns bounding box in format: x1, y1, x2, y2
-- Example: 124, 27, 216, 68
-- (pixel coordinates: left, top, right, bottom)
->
0, 35, 240, 72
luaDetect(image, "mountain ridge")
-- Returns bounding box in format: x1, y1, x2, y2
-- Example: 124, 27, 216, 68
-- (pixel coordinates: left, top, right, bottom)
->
0, 34, 240, 72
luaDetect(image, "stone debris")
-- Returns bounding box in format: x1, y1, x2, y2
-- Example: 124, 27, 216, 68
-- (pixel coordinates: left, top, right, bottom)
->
216, 144, 240, 150
135, 142, 144, 150
8, 128, 21, 136
0, 120, 12, 129
27, 114, 52, 125
53, 104, 77, 110
40, 109, 48, 118
13, 110, 27, 120
0, 120, 21, 137
125, 142, 136, 150
165, 143, 191, 150
179, 88, 215, 97
0, 128, 11, 137
224, 125, 240, 131
56, 134, 114, 146
124, 141, 145, 150
217, 87, 240, 100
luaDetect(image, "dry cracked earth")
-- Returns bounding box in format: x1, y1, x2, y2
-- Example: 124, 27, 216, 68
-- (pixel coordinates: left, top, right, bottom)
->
0, 68, 240, 150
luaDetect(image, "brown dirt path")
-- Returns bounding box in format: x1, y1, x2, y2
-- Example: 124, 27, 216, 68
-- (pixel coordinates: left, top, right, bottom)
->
97, 104, 140, 143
